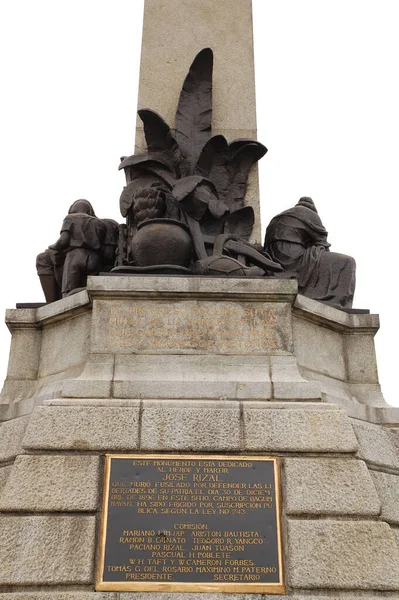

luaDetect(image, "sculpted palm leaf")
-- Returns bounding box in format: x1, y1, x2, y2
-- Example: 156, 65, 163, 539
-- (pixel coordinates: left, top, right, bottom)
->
175, 48, 213, 176
138, 109, 181, 176
195, 135, 229, 202
224, 206, 255, 241
228, 138, 266, 158
227, 141, 267, 210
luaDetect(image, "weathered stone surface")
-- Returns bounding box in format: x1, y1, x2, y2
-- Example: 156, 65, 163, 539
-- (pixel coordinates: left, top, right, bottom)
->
0, 364, 84, 416
114, 354, 271, 400
371, 470, 399, 525
22, 405, 140, 451
0, 455, 101, 511
243, 404, 358, 452
35, 289, 89, 323
392, 526, 399, 547
284, 457, 380, 515
110, 594, 389, 600
344, 333, 379, 383
287, 520, 399, 589
0, 465, 12, 491
317, 380, 392, 419
5, 328, 41, 380
38, 312, 91, 378
140, 400, 240, 451
294, 292, 380, 331
0, 590, 115, 600
43, 398, 138, 407
270, 355, 321, 400
62, 353, 114, 398
294, 295, 380, 379
0, 415, 30, 462
272, 380, 322, 401
0, 594, 387, 600
120, 595, 279, 600
352, 420, 399, 470
92, 298, 292, 355
292, 596, 398, 600
293, 295, 386, 409
5, 307, 37, 328
0, 515, 96, 584
88, 275, 297, 299
0, 381, 35, 416
293, 316, 346, 380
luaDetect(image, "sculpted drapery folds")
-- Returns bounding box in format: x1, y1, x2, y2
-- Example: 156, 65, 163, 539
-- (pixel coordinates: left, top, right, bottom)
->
264, 197, 356, 309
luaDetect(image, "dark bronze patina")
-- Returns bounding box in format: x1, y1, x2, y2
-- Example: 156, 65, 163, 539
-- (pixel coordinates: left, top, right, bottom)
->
36, 49, 357, 310
36, 200, 119, 302
195, 234, 264, 277
130, 219, 193, 269
117, 48, 280, 276
264, 197, 356, 308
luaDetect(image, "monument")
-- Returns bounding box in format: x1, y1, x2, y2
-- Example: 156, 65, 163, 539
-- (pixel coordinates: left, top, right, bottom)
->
1, 1, 399, 598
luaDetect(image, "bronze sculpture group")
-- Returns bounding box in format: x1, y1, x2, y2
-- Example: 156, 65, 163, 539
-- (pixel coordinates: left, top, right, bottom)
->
36, 49, 356, 310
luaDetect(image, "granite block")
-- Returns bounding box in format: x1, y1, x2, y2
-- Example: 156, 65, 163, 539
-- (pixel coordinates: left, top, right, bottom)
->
344, 333, 379, 383
0, 454, 101, 511
140, 400, 240, 451
243, 405, 358, 452
88, 275, 297, 299
0, 515, 96, 584
284, 457, 380, 515
287, 520, 399, 589
293, 316, 346, 380
119, 595, 279, 600
270, 356, 321, 400
0, 596, 116, 600
352, 420, 399, 469
114, 355, 271, 400
0, 415, 30, 462
22, 405, 140, 451
371, 470, 399, 525
5, 328, 41, 380
0, 594, 386, 600
0, 465, 12, 491
35, 289, 89, 323
62, 354, 114, 398
38, 312, 91, 378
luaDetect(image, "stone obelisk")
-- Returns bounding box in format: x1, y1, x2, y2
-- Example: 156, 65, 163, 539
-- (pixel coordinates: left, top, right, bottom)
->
135, 0, 262, 241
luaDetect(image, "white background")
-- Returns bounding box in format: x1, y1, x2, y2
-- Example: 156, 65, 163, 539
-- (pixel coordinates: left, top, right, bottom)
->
0, 1, 398, 406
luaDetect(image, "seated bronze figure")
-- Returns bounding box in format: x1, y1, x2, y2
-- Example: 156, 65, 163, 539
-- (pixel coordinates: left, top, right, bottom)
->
264, 197, 356, 309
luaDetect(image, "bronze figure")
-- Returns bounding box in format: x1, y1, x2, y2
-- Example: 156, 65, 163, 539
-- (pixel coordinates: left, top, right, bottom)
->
36, 200, 117, 301
264, 197, 356, 308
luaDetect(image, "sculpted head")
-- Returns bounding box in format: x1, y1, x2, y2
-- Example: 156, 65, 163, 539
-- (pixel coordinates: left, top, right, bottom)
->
68, 199, 96, 216
296, 197, 317, 213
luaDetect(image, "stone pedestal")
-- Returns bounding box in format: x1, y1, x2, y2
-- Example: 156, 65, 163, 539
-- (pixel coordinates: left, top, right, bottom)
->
1, 276, 399, 598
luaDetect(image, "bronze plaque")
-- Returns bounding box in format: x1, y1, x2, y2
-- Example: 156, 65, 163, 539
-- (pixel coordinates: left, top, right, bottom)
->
96, 454, 285, 593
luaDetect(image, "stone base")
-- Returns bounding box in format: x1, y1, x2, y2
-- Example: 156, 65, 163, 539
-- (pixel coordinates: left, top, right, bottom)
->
1, 400, 399, 595
1, 277, 399, 596
1, 277, 396, 424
